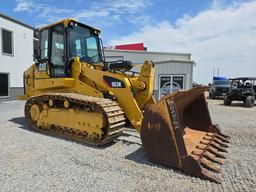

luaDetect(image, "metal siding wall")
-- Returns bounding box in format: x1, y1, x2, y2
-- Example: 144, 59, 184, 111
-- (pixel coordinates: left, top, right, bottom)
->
0, 17, 33, 88
0, 87, 23, 101
154, 62, 192, 99
105, 56, 124, 62
105, 50, 194, 99
10, 87, 24, 100
154, 62, 192, 89
105, 50, 190, 63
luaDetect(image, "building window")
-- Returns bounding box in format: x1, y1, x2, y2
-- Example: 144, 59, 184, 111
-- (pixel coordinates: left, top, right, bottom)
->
1, 29, 13, 55
158, 74, 185, 99
0, 73, 9, 97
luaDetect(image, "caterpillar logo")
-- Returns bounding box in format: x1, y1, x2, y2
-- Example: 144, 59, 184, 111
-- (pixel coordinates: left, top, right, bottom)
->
103, 76, 125, 88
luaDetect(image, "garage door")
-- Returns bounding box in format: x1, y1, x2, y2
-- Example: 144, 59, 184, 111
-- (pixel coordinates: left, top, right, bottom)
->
0, 73, 9, 97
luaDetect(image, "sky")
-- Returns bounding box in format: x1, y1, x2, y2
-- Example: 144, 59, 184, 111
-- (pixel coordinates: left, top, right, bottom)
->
0, 0, 256, 84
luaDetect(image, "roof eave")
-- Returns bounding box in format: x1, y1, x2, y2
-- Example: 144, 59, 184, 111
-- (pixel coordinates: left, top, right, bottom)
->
0, 12, 34, 30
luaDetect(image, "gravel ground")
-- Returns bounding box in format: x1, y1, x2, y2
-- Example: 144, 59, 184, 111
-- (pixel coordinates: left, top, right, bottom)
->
0, 99, 255, 192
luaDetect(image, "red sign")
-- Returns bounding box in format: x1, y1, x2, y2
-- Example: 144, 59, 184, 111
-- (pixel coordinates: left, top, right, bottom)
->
115, 43, 145, 51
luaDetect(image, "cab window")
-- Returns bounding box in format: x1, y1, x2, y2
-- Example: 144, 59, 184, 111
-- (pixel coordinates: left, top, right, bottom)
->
51, 25, 65, 77
86, 37, 100, 63
69, 25, 101, 63
40, 30, 48, 60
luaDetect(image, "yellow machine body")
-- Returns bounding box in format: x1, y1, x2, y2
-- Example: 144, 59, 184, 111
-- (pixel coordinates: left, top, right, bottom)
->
21, 56, 155, 131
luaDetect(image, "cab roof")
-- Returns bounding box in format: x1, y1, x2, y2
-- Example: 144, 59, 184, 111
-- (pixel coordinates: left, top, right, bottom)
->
39, 18, 101, 34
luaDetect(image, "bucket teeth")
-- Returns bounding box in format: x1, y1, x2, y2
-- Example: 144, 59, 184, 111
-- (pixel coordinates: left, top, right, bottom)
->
212, 137, 229, 148
203, 135, 229, 148
192, 149, 225, 165
193, 155, 221, 173
199, 157, 221, 173
207, 133, 230, 143
210, 141, 228, 153
200, 168, 221, 184
218, 132, 231, 140
200, 139, 228, 153
211, 125, 231, 139
215, 134, 230, 143
197, 145, 226, 159
203, 151, 225, 165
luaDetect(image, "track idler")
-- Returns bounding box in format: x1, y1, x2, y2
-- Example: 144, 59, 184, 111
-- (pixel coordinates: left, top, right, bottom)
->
140, 87, 230, 183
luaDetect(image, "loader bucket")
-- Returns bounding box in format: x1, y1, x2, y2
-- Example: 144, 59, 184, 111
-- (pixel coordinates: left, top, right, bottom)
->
140, 86, 230, 183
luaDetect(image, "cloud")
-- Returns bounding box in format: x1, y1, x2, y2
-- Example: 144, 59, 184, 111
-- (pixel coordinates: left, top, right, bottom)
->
14, 0, 150, 27
94, 0, 147, 13
14, 0, 73, 22
75, 10, 109, 19
109, 1, 256, 84
14, 0, 34, 12
73, 0, 150, 26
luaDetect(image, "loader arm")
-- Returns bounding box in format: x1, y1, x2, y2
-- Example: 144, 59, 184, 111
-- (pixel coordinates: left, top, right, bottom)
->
131, 61, 156, 109
78, 60, 156, 131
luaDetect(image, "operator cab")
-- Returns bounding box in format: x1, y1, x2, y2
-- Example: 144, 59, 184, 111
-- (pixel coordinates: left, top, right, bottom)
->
34, 19, 103, 78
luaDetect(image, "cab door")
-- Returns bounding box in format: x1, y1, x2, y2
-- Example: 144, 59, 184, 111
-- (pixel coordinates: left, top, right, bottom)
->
33, 24, 74, 92
35, 24, 70, 79
49, 25, 67, 77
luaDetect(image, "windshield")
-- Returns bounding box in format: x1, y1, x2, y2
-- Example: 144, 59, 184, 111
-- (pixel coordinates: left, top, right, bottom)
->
232, 79, 253, 88
69, 25, 101, 63
213, 80, 230, 86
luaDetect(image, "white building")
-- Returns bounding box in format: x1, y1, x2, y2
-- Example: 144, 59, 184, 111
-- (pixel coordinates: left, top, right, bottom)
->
105, 50, 195, 100
0, 13, 34, 100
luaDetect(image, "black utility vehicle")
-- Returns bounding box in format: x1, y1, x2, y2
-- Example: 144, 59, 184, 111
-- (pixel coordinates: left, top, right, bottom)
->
224, 77, 256, 107
209, 79, 230, 99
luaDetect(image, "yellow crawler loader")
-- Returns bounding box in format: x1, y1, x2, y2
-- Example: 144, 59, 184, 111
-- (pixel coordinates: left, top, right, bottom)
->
19, 19, 230, 183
